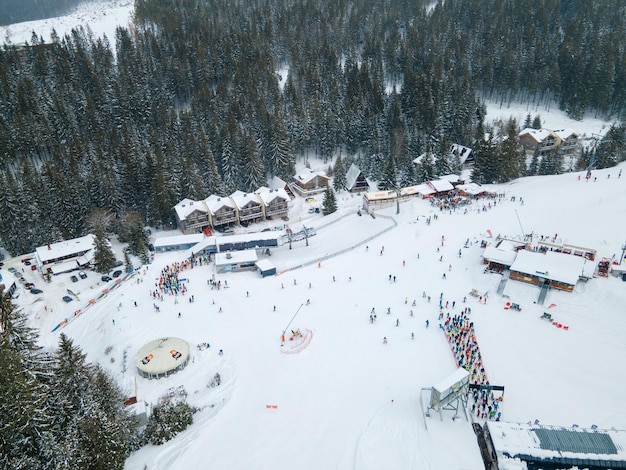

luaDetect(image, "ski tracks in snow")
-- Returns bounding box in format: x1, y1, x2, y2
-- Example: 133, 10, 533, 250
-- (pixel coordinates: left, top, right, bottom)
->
353, 400, 432, 470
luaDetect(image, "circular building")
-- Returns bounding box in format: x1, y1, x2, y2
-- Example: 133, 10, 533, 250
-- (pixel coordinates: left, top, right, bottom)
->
135, 337, 190, 379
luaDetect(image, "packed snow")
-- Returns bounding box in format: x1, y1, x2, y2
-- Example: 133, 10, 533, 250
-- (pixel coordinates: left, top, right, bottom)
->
0, 0, 133, 46
1, 3, 624, 469
4, 160, 625, 469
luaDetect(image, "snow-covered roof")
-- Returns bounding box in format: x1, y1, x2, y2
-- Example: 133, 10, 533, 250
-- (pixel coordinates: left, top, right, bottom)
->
487, 421, 626, 468
257, 187, 290, 205
364, 190, 398, 202
230, 191, 262, 209
268, 175, 288, 190
294, 170, 328, 184
215, 249, 258, 266
174, 198, 208, 221
553, 128, 579, 140
449, 144, 473, 164
428, 179, 455, 192
345, 163, 368, 190
50, 260, 81, 274
482, 245, 519, 267
153, 234, 205, 248
255, 259, 275, 271
204, 194, 235, 213
35, 234, 96, 264
518, 128, 555, 143
400, 184, 435, 197
135, 337, 190, 376
439, 174, 461, 183
432, 367, 469, 394
457, 183, 490, 196
509, 250, 585, 286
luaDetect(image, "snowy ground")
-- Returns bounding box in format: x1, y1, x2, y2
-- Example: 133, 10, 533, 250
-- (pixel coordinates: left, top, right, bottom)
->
4, 160, 626, 470
1, 3, 625, 469
0, 0, 133, 46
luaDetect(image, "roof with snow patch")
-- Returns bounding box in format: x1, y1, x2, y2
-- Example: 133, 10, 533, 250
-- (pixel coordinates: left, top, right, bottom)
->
174, 198, 208, 221
204, 194, 235, 213
509, 249, 585, 286
487, 421, 626, 469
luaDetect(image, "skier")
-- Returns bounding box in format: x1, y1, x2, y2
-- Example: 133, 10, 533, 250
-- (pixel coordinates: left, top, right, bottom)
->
383, 336, 388, 345
387, 307, 391, 315
396, 318, 400, 327
425, 319, 429, 328
411, 332, 414, 340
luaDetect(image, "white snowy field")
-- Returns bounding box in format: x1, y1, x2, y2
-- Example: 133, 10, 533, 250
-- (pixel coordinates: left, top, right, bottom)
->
0, 0, 133, 46
1, 2, 625, 468
4, 161, 626, 470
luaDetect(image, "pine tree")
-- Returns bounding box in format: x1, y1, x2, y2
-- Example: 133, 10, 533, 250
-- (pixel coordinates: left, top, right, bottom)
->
378, 154, 398, 190
0, 288, 56, 469
144, 398, 195, 445
93, 223, 116, 274
322, 187, 338, 215
333, 154, 347, 191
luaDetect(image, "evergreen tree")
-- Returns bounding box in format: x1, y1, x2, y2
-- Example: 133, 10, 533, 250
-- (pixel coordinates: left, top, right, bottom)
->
416, 150, 435, 183
93, 223, 116, 274
333, 154, 347, 191
144, 398, 195, 446
496, 119, 526, 182
0, 288, 56, 469
378, 154, 398, 190
322, 187, 338, 215
532, 114, 542, 129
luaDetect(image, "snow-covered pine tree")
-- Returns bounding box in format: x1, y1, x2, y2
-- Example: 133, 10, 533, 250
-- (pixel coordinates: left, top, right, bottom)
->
322, 186, 338, 215
332, 154, 347, 191
93, 223, 117, 274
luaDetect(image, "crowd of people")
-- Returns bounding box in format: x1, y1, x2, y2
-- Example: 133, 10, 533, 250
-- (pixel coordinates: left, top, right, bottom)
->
441, 309, 503, 422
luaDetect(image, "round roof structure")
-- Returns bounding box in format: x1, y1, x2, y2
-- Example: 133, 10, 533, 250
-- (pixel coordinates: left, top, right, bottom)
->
135, 337, 190, 379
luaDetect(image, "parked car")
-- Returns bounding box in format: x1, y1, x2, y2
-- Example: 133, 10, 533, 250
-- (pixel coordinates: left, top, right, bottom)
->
62, 295, 73, 303
71, 275, 79, 283
79, 271, 87, 279
114, 260, 124, 267
101, 275, 112, 282
112, 270, 123, 278
30, 288, 43, 294
24, 283, 35, 290
8, 267, 17, 273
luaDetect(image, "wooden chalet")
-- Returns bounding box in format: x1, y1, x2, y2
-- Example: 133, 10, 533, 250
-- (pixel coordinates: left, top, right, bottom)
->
268, 175, 295, 199
230, 191, 263, 225
553, 128, 580, 154
509, 249, 586, 292
174, 198, 210, 234
205, 194, 237, 228
35, 234, 98, 275
257, 187, 290, 219
449, 144, 474, 166
345, 163, 370, 192
292, 170, 329, 196
518, 128, 560, 155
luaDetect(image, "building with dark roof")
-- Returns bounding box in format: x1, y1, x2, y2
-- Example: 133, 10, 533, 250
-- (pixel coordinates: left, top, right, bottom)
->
486, 421, 626, 470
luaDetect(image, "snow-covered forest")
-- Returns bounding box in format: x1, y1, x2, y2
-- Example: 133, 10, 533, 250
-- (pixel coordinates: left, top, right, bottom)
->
0, 0, 624, 256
